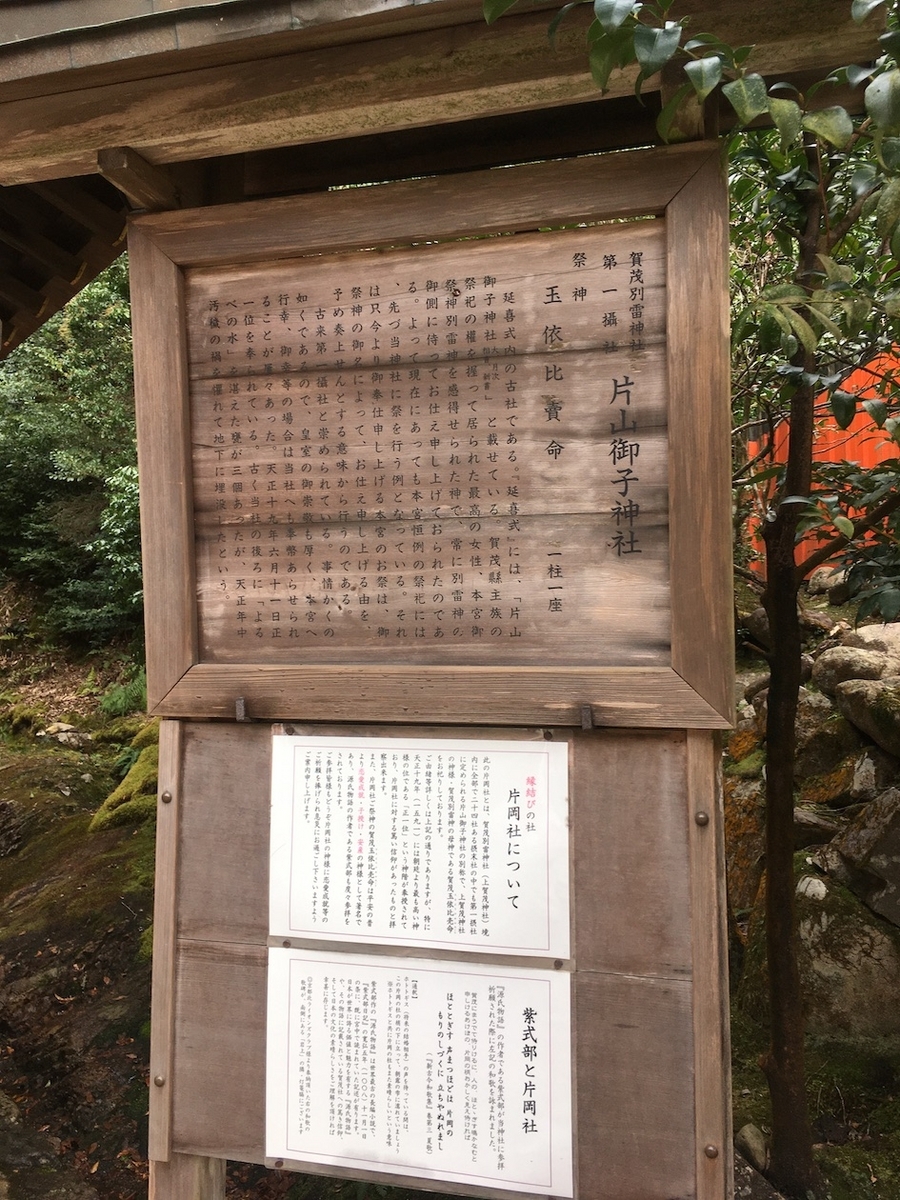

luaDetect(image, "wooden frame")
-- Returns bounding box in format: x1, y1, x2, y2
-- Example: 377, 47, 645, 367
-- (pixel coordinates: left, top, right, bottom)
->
130, 142, 732, 728
149, 720, 732, 1200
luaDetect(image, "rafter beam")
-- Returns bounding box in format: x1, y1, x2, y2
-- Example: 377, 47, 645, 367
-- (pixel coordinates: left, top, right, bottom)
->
97, 146, 181, 211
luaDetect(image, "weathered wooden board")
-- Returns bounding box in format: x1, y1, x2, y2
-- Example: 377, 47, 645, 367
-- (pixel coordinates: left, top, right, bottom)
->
187, 222, 668, 667
151, 721, 730, 1199
131, 145, 733, 726
0, 0, 881, 185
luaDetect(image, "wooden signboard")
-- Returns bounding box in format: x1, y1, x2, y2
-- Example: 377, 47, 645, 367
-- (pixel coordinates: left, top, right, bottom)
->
130, 143, 732, 728
148, 721, 731, 1200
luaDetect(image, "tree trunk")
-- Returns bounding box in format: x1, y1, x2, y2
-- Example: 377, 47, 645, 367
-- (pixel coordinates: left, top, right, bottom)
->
761, 497, 823, 1199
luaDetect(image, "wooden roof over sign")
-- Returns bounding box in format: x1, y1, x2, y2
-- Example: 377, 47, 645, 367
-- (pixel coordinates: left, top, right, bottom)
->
0, 0, 887, 358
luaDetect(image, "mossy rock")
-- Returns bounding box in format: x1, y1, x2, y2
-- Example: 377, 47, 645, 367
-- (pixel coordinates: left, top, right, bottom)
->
726, 748, 765, 779
737, 857, 900, 1038
90, 742, 158, 831
130, 717, 160, 751
798, 755, 856, 808
88, 715, 150, 745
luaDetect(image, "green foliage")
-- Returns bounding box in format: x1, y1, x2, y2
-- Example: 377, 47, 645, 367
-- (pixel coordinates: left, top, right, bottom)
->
98, 666, 147, 718
0, 256, 142, 647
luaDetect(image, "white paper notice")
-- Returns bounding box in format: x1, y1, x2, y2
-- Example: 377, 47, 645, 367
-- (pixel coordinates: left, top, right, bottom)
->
270, 736, 569, 956
266, 948, 573, 1196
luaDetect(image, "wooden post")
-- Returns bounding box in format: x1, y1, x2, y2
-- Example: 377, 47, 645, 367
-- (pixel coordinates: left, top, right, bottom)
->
149, 1153, 226, 1200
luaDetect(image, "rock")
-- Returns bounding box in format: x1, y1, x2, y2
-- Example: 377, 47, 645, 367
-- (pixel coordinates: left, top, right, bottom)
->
827, 576, 852, 605
808, 565, 843, 595
743, 607, 771, 651
735, 1123, 769, 1174
739, 867, 900, 1037
741, 671, 770, 703
800, 653, 814, 683
797, 873, 829, 900
835, 677, 900, 757
798, 756, 856, 809
35, 723, 93, 749
734, 1154, 786, 1199
796, 875, 900, 1036
811, 646, 886, 696
851, 746, 900, 802
794, 809, 841, 849
724, 778, 766, 915
795, 702, 861, 781
843, 622, 900, 658
832, 787, 900, 928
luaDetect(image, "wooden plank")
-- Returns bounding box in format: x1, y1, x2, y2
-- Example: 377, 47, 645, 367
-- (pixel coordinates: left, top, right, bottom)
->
129, 224, 197, 709
133, 142, 716, 265
185, 223, 669, 671
98, 145, 181, 210
178, 723, 270, 944
155, 664, 729, 726
149, 1152, 225, 1200
0, 0, 879, 186
573, 972, 695, 1199
687, 729, 733, 1200
28, 177, 126, 237
668, 148, 734, 723
149, 719, 184, 1163
572, 729, 691, 978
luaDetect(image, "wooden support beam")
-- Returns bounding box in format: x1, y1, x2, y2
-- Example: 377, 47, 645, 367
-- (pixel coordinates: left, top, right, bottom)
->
0, 201, 80, 279
149, 1153, 225, 1200
28, 178, 126, 238
0, 270, 44, 315
0, 0, 881, 186
98, 146, 181, 211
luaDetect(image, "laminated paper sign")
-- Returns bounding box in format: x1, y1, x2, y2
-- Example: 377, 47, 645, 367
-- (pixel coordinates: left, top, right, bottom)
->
269, 734, 570, 956
266, 948, 573, 1196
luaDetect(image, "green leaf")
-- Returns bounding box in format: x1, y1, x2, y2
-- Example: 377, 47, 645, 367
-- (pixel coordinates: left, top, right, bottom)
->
852, 0, 885, 19
722, 74, 769, 125
633, 21, 683, 77
877, 176, 900, 240
548, 2, 583, 45
767, 97, 802, 149
593, 0, 635, 33
684, 55, 723, 102
656, 81, 693, 143
801, 106, 854, 148
881, 137, 900, 170
885, 416, 900, 443
483, 0, 520, 23
880, 30, 900, 58
831, 390, 858, 429
878, 588, 900, 621
834, 515, 855, 538
863, 399, 888, 427
786, 309, 818, 354
866, 69, 900, 132
588, 25, 634, 91
850, 164, 878, 200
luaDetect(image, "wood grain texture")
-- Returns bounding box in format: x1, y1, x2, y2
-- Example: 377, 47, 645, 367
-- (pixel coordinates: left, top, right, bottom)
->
0, 0, 880, 185
153, 664, 730, 727
129, 223, 197, 709
667, 148, 734, 723
573, 972, 695, 1200
131, 146, 732, 726
687, 730, 733, 1200
162, 723, 729, 1198
149, 720, 184, 1163
132, 143, 712, 266
571, 729, 691, 979
149, 1151, 226, 1200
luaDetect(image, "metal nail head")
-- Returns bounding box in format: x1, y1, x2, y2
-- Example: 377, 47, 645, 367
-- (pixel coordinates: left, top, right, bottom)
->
695, 811, 710, 826
704, 1144, 719, 1159
161, 791, 172, 804
153, 1075, 165, 1087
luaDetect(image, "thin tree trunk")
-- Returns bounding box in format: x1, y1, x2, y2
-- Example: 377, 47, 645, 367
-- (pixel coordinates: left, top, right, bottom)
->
761, 494, 823, 1199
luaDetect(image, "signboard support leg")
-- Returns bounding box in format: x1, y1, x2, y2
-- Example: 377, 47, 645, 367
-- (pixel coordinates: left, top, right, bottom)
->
149, 1153, 226, 1199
